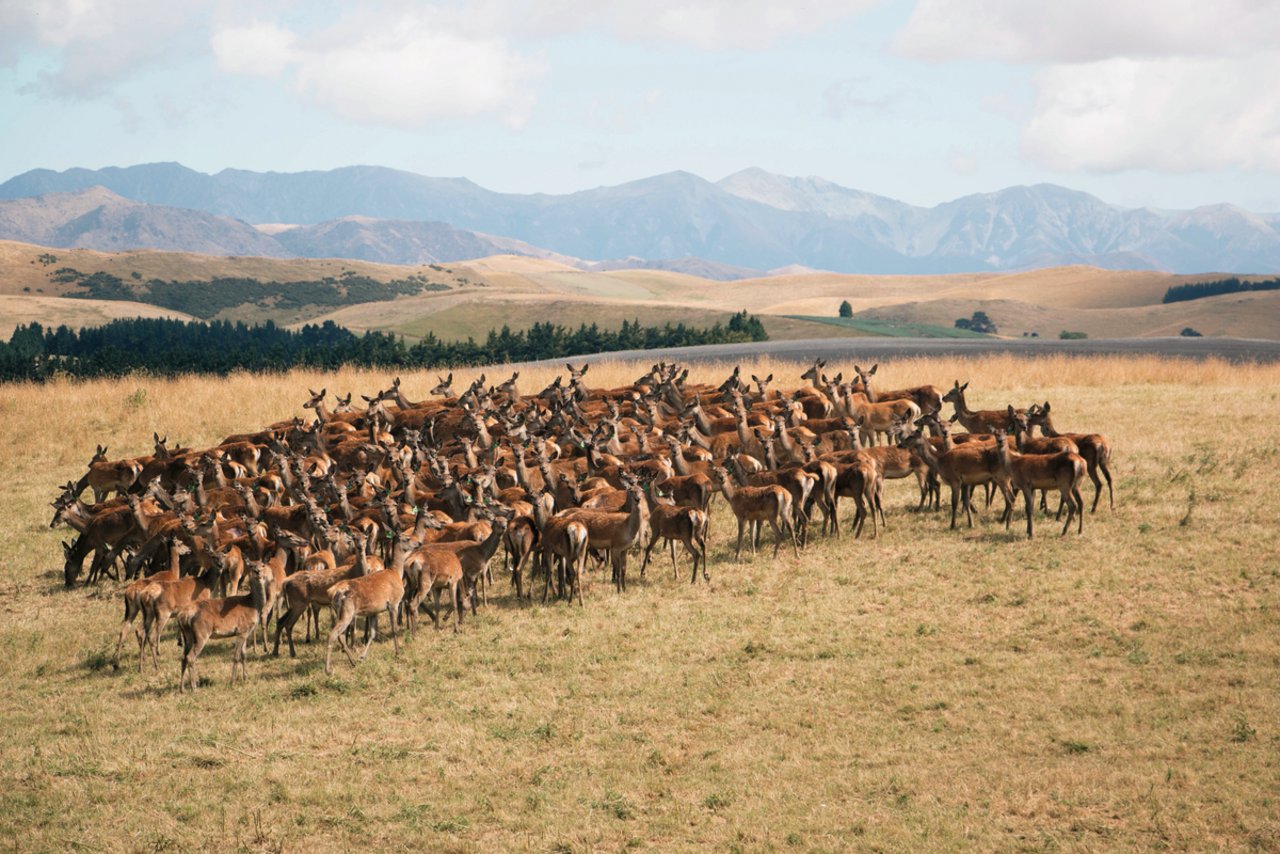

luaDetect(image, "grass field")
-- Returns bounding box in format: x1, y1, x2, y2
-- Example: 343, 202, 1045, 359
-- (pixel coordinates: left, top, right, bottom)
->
8, 239, 1280, 342
785, 314, 992, 339
2, 356, 1279, 851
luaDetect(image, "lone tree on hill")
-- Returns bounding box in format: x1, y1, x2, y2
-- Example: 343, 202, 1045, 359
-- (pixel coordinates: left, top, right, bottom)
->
838, 300, 853, 318
954, 310, 997, 334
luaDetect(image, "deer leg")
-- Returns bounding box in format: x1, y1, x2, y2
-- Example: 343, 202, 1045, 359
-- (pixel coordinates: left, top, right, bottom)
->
1023, 489, 1035, 539
769, 519, 784, 557
641, 532, 657, 578
149, 610, 169, 671
114, 598, 137, 671
232, 634, 249, 684
387, 604, 400, 657
734, 518, 745, 560
359, 616, 377, 661
670, 538, 679, 580
185, 632, 208, 692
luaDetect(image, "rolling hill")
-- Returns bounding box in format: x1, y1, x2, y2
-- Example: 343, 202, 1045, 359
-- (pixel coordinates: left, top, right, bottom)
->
1, 239, 1276, 342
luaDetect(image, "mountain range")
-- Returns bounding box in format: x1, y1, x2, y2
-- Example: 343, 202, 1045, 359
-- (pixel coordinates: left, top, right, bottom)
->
2, 163, 1278, 275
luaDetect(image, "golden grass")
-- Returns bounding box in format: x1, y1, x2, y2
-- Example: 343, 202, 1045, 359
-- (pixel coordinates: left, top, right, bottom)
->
9, 238, 1280, 341
0, 294, 193, 339
2, 356, 1279, 851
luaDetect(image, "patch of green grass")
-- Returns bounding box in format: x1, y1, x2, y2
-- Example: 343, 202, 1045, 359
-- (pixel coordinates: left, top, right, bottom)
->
785, 314, 994, 338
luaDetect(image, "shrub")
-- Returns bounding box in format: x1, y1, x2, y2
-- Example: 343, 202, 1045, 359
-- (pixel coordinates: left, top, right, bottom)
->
1180, 327, 1203, 337
838, 299, 853, 318
1059, 330, 1088, 340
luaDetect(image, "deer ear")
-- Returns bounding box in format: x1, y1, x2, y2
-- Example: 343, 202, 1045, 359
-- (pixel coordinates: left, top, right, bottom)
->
1008, 405, 1015, 417
766, 374, 773, 382
1043, 401, 1051, 411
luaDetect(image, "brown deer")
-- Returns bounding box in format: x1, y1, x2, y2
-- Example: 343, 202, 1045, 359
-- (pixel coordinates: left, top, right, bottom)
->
991, 430, 1086, 538
1026, 402, 1114, 512
325, 533, 412, 674
639, 480, 710, 584
404, 547, 466, 632
74, 445, 143, 503
112, 534, 187, 672
559, 481, 648, 592
271, 530, 395, 657
531, 493, 589, 605
709, 466, 798, 559
839, 382, 920, 446
175, 563, 271, 691
139, 548, 228, 670
942, 381, 1024, 434
852, 364, 942, 415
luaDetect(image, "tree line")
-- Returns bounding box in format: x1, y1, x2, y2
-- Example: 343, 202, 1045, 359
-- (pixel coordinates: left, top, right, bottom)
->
1162, 276, 1280, 304
55, 268, 449, 319
0, 312, 768, 382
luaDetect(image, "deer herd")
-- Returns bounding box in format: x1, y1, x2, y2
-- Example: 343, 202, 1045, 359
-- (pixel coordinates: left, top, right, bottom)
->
49, 359, 1114, 690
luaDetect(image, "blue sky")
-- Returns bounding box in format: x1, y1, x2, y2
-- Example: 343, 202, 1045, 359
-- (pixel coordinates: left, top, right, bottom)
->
3, 0, 1279, 210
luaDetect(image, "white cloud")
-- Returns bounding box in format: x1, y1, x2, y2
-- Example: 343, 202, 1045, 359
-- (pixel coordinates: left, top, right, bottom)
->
211, 9, 542, 129
211, 21, 297, 78
610, 0, 877, 51
894, 0, 1280, 63
441, 0, 879, 50
1, 0, 207, 97
894, 0, 1280, 174
1023, 56, 1280, 173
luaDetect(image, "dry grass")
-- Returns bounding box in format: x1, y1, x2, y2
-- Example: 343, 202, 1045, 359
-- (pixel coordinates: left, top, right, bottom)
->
8, 239, 1279, 341
2, 355, 1279, 851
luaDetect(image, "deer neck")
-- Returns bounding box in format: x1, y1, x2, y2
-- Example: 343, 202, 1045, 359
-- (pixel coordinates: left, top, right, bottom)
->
1035, 414, 1060, 438
668, 445, 692, 476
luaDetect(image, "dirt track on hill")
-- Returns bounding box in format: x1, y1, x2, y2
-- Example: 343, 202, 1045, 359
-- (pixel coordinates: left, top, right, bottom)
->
527, 336, 1280, 366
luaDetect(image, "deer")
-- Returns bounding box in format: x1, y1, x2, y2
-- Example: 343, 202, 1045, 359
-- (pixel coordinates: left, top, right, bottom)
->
843, 389, 920, 447
828, 455, 881, 538
271, 529, 393, 658
726, 450, 815, 544
74, 445, 143, 503
324, 530, 413, 675
112, 534, 188, 672
916, 422, 1013, 530
558, 481, 648, 592
1026, 402, 1114, 512
859, 414, 934, 511
852, 364, 942, 415
531, 492, 589, 605
991, 430, 1086, 538
404, 546, 467, 633
942, 381, 1025, 435
709, 466, 798, 559
175, 563, 271, 691
638, 479, 710, 584
139, 547, 228, 670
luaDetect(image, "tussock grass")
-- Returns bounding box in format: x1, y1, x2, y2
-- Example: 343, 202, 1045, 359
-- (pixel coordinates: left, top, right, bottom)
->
2, 355, 1279, 850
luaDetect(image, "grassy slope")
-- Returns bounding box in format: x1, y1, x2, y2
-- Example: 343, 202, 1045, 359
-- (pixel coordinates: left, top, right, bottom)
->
0, 294, 193, 338
320, 294, 869, 342
787, 314, 992, 339
856, 291, 1280, 340
2, 356, 1278, 850
6, 240, 1280, 340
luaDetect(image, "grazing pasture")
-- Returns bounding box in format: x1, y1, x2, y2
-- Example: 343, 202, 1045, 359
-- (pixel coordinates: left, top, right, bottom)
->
2, 354, 1278, 851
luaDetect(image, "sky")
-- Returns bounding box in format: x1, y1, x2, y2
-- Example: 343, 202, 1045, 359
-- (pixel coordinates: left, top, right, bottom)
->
2, 0, 1279, 211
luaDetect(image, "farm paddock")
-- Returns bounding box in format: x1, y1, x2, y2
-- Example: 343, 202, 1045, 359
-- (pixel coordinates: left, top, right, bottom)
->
1, 354, 1277, 851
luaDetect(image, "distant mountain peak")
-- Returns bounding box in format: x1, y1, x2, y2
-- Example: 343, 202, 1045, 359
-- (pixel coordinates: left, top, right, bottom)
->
2, 163, 1278, 274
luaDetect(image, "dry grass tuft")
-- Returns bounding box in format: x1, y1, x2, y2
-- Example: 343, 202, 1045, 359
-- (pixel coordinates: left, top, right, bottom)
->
2, 354, 1279, 850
